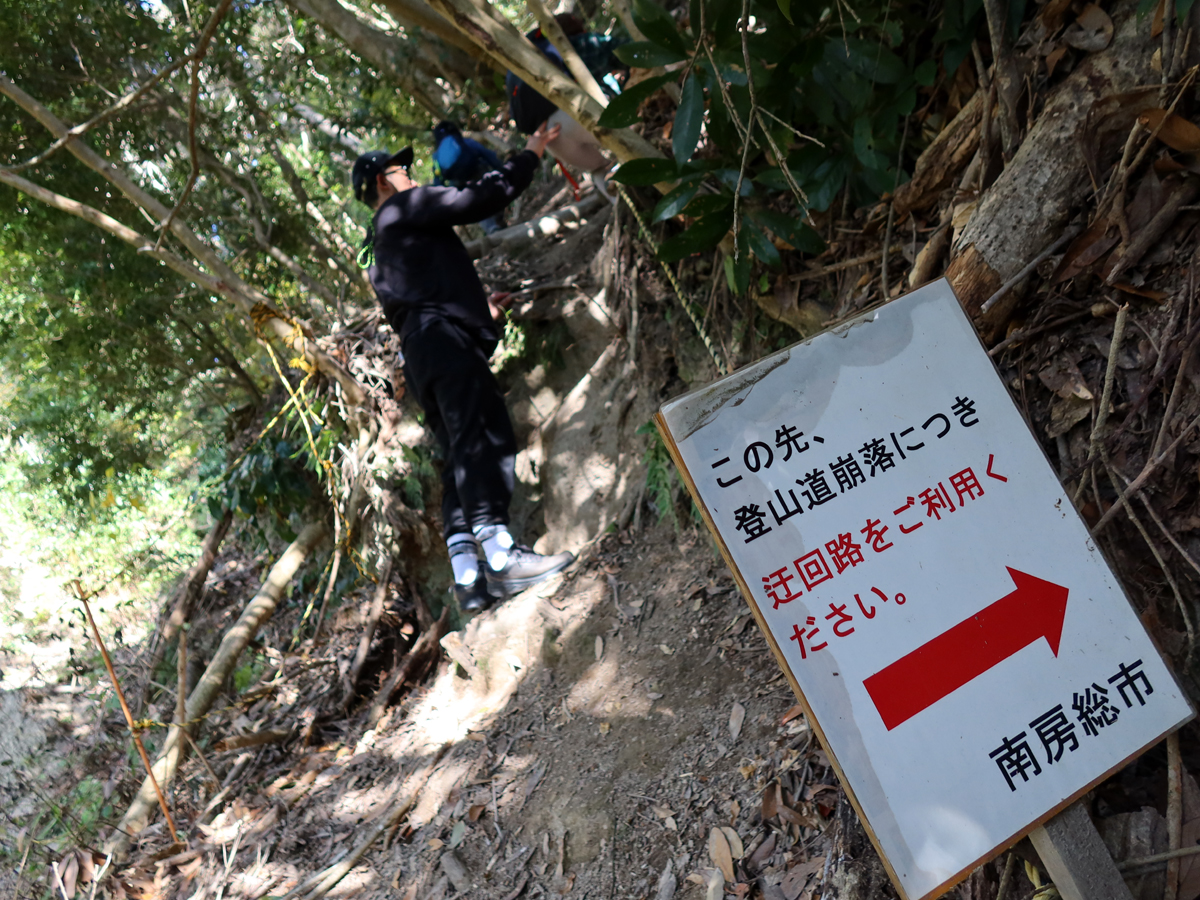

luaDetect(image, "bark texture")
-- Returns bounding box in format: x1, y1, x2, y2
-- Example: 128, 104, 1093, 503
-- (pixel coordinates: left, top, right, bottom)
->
421, 0, 662, 165
947, 2, 1156, 334
286, 0, 475, 114
108, 521, 329, 857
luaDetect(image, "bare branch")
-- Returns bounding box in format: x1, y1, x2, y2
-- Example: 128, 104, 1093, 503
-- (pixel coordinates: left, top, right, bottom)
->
2, 0, 234, 174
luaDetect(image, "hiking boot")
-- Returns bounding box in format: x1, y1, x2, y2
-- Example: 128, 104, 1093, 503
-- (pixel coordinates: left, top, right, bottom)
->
485, 546, 575, 595
454, 572, 498, 613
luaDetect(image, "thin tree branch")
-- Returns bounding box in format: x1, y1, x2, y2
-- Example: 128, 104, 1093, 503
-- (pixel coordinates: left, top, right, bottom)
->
2, 0, 234, 174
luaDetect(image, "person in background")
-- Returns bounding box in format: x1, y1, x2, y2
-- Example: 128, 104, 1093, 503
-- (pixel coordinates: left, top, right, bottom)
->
505, 14, 625, 192
431, 120, 505, 235
351, 122, 574, 613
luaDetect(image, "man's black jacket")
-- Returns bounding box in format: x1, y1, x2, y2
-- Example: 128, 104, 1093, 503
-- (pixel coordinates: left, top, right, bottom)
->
369, 149, 539, 348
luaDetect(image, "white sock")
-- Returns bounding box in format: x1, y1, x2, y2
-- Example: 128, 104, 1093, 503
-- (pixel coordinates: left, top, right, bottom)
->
474, 524, 514, 570
447, 533, 480, 586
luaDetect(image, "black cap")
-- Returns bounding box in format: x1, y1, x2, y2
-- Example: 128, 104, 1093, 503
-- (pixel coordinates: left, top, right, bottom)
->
352, 147, 414, 202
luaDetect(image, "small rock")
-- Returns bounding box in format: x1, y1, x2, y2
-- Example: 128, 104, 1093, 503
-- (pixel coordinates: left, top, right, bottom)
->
440, 851, 469, 893
655, 859, 676, 900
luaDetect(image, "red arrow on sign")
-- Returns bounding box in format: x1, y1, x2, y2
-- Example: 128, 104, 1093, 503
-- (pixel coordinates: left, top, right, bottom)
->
863, 568, 1069, 731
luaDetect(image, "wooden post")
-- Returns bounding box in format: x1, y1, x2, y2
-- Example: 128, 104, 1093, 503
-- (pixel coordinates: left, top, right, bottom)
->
1029, 801, 1134, 900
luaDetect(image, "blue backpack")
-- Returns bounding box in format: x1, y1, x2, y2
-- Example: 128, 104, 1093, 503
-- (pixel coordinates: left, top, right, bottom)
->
432, 121, 500, 185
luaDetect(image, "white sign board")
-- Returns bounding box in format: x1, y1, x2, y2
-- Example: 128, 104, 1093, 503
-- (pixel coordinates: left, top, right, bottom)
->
656, 280, 1193, 900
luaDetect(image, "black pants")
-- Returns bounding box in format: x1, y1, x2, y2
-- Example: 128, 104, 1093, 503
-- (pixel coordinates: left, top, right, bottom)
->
402, 316, 517, 539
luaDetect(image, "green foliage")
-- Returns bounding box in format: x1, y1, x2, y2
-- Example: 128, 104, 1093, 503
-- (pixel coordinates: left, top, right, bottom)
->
234, 651, 266, 693
637, 420, 699, 531
212, 438, 314, 523
614, 0, 991, 290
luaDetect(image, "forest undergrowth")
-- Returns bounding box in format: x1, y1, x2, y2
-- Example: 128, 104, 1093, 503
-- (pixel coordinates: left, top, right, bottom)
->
5, 0, 1200, 899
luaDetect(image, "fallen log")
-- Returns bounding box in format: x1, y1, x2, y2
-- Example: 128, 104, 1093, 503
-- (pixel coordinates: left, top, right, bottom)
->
139, 510, 233, 714
463, 192, 609, 259
946, 1, 1157, 336
892, 91, 983, 220
107, 521, 329, 859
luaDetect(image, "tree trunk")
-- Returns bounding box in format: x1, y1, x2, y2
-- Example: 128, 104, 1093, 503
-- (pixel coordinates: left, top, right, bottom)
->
139, 510, 233, 714
107, 521, 329, 858
285, 0, 473, 114
421, 0, 663, 165
946, 1, 1156, 337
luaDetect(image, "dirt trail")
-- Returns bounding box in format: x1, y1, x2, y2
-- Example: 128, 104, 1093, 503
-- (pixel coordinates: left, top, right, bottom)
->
3, 167, 1197, 900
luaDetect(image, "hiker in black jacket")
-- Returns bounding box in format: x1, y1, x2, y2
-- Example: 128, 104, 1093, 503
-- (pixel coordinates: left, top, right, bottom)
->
351, 122, 574, 613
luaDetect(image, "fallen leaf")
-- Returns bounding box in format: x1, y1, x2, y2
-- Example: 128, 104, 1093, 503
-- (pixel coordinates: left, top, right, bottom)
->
652, 805, 675, 818
629, 598, 644, 608
720, 826, 744, 859
762, 782, 781, 820
781, 705, 805, 725
595, 636, 604, 661
804, 783, 838, 801
705, 867, 726, 900
599, 722, 611, 734
1038, 355, 1094, 400
1047, 395, 1092, 438
1038, 0, 1073, 30
448, 820, 467, 848
468, 803, 487, 822
428, 838, 445, 851
659, 644, 675, 655
1113, 282, 1169, 302
1062, 4, 1113, 51
1140, 109, 1200, 153
729, 702, 746, 741
59, 854, 79, 900
731, 798, 741, 821
1152, 0, 1166, 38
664, 816, 678, 831
748, 832, 777, 868
1046, 44, 1068, 77
709, 828, 735, 882
1054, 218, 1119, 282
781, 858, 825, 900
177, 858, 203, 882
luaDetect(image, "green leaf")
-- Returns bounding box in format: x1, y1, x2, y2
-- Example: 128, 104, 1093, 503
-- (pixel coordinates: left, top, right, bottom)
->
597, 73, 675, 127
777, 0, 794, 24
614, 40, 688, 68
652, 183, 701, 221
914, 59, 937, 87
723, 230, 751, 294
612, 157, 680, 185
749, 208, 825, 254
853, 116, 889, 169
673, 74, 705, 163
683, 193, 732, 217
658, 208, 733, 262
1179, 0, 1197, 22
825, 36, 908, 84
745, 221, 782, 269
632, 0, 690, 55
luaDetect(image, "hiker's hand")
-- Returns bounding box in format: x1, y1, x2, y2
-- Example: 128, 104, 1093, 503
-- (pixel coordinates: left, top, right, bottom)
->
526, 122, 562, 158
487, 291, 514, 322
